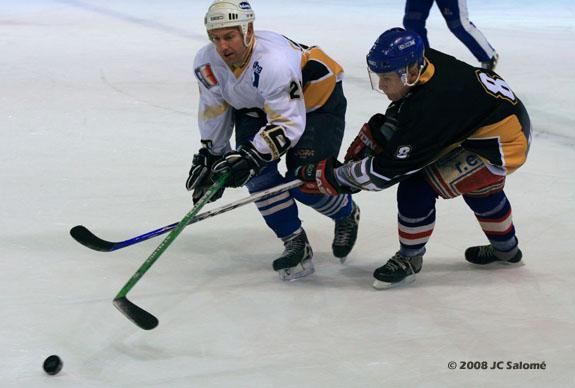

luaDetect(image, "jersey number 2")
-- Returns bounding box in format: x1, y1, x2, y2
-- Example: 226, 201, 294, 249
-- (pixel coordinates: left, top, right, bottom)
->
289, 81, 301, 99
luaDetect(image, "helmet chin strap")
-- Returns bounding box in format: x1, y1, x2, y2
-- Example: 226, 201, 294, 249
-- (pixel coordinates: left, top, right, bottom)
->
241, 23, 254, 47
243, 31, 252, 47
401, 65, 423, 87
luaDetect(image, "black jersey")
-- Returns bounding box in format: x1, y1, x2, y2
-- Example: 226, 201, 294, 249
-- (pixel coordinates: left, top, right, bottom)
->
338, 48, 531, 191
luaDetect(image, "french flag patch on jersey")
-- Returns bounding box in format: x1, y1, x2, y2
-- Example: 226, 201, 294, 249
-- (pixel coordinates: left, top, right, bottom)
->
195, 64, 218, 89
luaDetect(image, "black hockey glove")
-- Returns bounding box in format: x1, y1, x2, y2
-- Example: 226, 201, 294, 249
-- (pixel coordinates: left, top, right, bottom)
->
344, 113, 387, 162
211, 143, 270, 188
186, 148, 225, 204
295, 158, 359, 195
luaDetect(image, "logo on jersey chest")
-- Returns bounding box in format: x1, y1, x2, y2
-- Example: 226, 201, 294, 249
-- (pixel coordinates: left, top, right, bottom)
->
395, 145, 412, 159
252, 61, 262, 88
195, 64, 218, 89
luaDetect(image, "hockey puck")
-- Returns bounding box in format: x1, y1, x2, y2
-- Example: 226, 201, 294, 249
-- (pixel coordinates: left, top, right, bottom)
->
43, 355, 63, 375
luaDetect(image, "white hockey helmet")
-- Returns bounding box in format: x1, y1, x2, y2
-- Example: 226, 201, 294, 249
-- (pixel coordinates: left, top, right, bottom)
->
204, 0, 255, 44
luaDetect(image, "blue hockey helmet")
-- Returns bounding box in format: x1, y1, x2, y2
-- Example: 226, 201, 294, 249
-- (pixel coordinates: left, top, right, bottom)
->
366, 28, 425, 74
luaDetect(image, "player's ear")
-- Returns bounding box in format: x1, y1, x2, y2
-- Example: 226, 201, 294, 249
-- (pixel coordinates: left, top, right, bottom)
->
407, 64, 420, 83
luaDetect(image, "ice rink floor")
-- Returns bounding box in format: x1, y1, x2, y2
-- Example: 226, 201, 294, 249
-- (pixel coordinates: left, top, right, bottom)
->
2, 0, 575, 387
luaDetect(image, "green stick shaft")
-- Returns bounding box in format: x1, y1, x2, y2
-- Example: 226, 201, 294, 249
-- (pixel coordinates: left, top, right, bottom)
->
114, 173, 229, 299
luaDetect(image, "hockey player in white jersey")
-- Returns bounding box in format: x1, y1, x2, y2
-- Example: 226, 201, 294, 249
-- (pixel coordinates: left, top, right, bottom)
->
186, 0, 360, 280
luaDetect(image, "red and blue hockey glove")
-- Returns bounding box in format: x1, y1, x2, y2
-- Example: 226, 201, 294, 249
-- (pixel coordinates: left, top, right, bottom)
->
344, 113, 387, 162
295, 158, 358, 195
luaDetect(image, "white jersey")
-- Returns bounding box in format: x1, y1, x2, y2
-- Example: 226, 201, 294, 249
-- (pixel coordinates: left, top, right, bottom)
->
193, 30, 343, 159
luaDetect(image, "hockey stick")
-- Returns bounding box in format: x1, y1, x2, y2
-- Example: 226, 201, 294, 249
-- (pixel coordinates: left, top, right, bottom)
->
70, 179, 303, 252
113, 173, 229, 330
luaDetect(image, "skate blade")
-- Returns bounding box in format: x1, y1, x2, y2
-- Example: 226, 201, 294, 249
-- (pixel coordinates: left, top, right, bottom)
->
278, 261, 315, 281
499, 258, 523, 266
468, 258, 524, 267
372, 273, 416, 290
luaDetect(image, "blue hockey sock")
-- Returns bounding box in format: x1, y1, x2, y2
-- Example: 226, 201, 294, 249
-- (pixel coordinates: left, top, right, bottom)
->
290, 189, 353, 220
246, 163, 301, 239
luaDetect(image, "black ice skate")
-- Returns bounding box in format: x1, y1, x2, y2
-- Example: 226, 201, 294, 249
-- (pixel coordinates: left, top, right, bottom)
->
273, 229, 314, 281
465, 245, 522, 265
332, 201, 360, 262
372, 252, 423, 290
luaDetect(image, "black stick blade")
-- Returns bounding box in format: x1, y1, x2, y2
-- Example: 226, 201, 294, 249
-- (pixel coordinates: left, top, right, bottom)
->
113, 297, 159, 330
70, 225, 116, 252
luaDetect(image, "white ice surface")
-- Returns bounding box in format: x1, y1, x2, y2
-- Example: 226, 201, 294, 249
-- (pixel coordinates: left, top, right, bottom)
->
1, 1, 574, 387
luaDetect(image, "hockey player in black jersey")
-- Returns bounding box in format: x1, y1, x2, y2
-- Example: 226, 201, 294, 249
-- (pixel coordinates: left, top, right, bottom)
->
296, 27, 531, 289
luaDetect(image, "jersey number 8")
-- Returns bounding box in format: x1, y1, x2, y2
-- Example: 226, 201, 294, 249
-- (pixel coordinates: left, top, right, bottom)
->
477, 71, 517, 104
